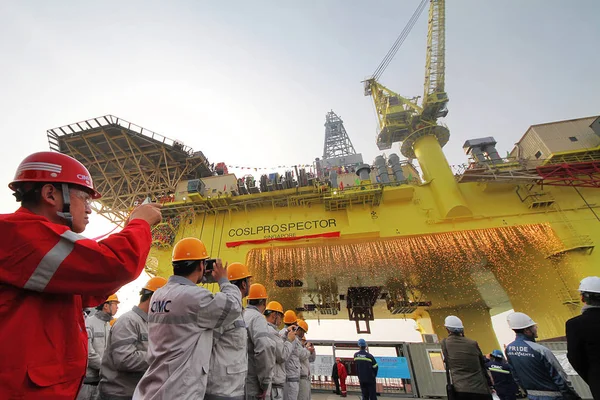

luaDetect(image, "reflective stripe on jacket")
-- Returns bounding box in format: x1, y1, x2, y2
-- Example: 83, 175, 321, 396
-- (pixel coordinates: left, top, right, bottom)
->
133, 275, 242, 400
85, 311, 112, 381
245, 305, 276, 394
206, 312, 248, 399
0, 208, 151, 400
99, 306, 149, 398
269, 322, 294, 386
353, 349, 378, 383
506, 333, 577, 396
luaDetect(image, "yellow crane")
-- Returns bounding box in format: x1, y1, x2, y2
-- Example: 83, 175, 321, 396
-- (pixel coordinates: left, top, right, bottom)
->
364, 0, 449, 157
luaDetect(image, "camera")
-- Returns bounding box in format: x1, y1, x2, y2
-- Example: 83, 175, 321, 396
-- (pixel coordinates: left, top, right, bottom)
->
202, 259, 217, 284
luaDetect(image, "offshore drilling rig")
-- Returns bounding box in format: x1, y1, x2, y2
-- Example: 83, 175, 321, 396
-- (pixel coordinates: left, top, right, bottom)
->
46, 0, 600, 352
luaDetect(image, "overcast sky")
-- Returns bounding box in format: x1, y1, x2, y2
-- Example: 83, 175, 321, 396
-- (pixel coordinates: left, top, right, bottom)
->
1, 1, 597, 343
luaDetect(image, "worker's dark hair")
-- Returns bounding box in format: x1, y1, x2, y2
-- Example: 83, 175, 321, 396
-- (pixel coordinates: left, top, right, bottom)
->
15, 182, 52, 206
583, 292, 600, 306
264, 310, 282, 317
360, 346, 366, 350
139, 289, 154, 303
249, 298, 267, 307
231, 277, 249, 290
95, 302, 109, 311
512, 328, 526, 334
173, 260, 203, 277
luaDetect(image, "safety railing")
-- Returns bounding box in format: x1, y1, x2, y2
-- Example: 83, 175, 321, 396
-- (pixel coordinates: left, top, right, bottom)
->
47, 115, 195, 156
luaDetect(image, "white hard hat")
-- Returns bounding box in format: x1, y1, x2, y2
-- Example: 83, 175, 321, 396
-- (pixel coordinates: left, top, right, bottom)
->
444, 315, 464, 329
578, 276, 600, 294
507, 312, 536, 330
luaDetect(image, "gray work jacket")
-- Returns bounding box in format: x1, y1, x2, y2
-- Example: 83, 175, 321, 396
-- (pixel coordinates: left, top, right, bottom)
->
244, 305, 276, 394
206, 309, 248, 400
84, 311, 112, 382
268, 322, 294, 386
133, 275, 242, 400
279, 327, 302, 381
99, 306, 149, 398
299, 345, 316, 377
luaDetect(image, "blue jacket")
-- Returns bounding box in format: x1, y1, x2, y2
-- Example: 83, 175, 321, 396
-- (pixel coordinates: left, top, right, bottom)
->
485, 359, 518, 396
506, 334, 577, 396
353, 349, 378, 383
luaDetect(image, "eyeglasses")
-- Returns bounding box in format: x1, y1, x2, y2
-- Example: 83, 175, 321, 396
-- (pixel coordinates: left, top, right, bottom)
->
70, 188, 92, 207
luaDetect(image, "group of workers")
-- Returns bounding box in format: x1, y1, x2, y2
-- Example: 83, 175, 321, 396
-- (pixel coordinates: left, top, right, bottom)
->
78, 237, 317, 400
440, 275, 600, 400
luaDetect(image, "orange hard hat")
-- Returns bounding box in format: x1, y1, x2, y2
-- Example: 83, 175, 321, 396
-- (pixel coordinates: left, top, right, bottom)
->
283, 310, 297, 324
109, 318, 117, 327
265, 301, 284, 315
227, 262, 252, 281
9, 151, 101, 199
172, 237, 209, 261
106, 294, 119, 303
143, 276, 168, 292
297, 319, 309, 333
247, 283, 268, 300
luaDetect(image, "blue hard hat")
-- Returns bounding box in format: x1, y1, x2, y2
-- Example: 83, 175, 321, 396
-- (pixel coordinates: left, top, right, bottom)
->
358, 338, 367, 347
491, 349, 503, 358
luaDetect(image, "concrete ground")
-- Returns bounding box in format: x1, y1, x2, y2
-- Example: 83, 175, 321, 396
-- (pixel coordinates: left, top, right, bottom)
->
310, 392, 416, 400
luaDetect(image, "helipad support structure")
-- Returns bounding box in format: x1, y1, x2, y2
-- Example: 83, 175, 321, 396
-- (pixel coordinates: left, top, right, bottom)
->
51, 115, 600, 352
47, 115, 213, 225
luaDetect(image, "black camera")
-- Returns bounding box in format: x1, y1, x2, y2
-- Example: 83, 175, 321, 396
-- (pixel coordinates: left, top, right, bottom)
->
202, 259, 217, 284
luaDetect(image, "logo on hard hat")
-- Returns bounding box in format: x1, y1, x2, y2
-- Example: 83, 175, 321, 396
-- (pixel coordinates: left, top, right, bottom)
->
77, 174, 92, 185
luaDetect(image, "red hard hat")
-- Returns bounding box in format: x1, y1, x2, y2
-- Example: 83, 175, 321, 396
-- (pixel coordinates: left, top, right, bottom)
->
9, 152, 101, 199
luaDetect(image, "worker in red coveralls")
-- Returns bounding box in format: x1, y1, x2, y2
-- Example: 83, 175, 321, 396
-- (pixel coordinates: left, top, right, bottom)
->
337, 358, 348, 397
0, 151, 162, 400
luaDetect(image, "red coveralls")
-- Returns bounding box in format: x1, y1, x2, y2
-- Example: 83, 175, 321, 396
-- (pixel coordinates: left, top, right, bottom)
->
337, 362, 348, 396
0, 208, 152, 399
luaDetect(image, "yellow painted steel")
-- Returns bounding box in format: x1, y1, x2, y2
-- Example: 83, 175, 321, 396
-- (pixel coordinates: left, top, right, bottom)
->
148, 165, 600, 352
413, 134, 471, 218
428, 307, 500, 352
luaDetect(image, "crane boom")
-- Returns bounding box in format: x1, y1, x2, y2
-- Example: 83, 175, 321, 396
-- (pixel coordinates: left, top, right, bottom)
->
422, 0, 448, 121
364, 0, 449, 153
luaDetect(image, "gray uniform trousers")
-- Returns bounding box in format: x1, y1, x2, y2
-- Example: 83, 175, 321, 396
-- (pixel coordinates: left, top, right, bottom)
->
298, 378, 311, 400
283, 379, 299, 400
271, 386, 284, 400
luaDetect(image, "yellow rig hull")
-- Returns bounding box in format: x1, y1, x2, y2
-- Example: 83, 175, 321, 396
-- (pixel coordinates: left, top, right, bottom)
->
149, 177, 599, 353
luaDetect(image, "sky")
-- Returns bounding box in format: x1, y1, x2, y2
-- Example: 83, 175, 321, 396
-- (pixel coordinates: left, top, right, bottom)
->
1, 0, 597, 344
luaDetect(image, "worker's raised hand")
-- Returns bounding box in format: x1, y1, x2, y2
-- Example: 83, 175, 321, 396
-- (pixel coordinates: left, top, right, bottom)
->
212, 259, 227, 282
286, 326, 297, 342
129, 203, 162, 226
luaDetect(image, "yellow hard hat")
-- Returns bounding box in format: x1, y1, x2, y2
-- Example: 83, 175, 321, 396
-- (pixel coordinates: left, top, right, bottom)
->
283, 310, 297, 324
172, 237, 209, 261
227, 262, 252, 281
265, 301, 284, 314
106, 294, 119, 303
297, 319, 309, 333
109, 318, 117, 327
247, 283, 268, 300
143, 276, 168, 292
